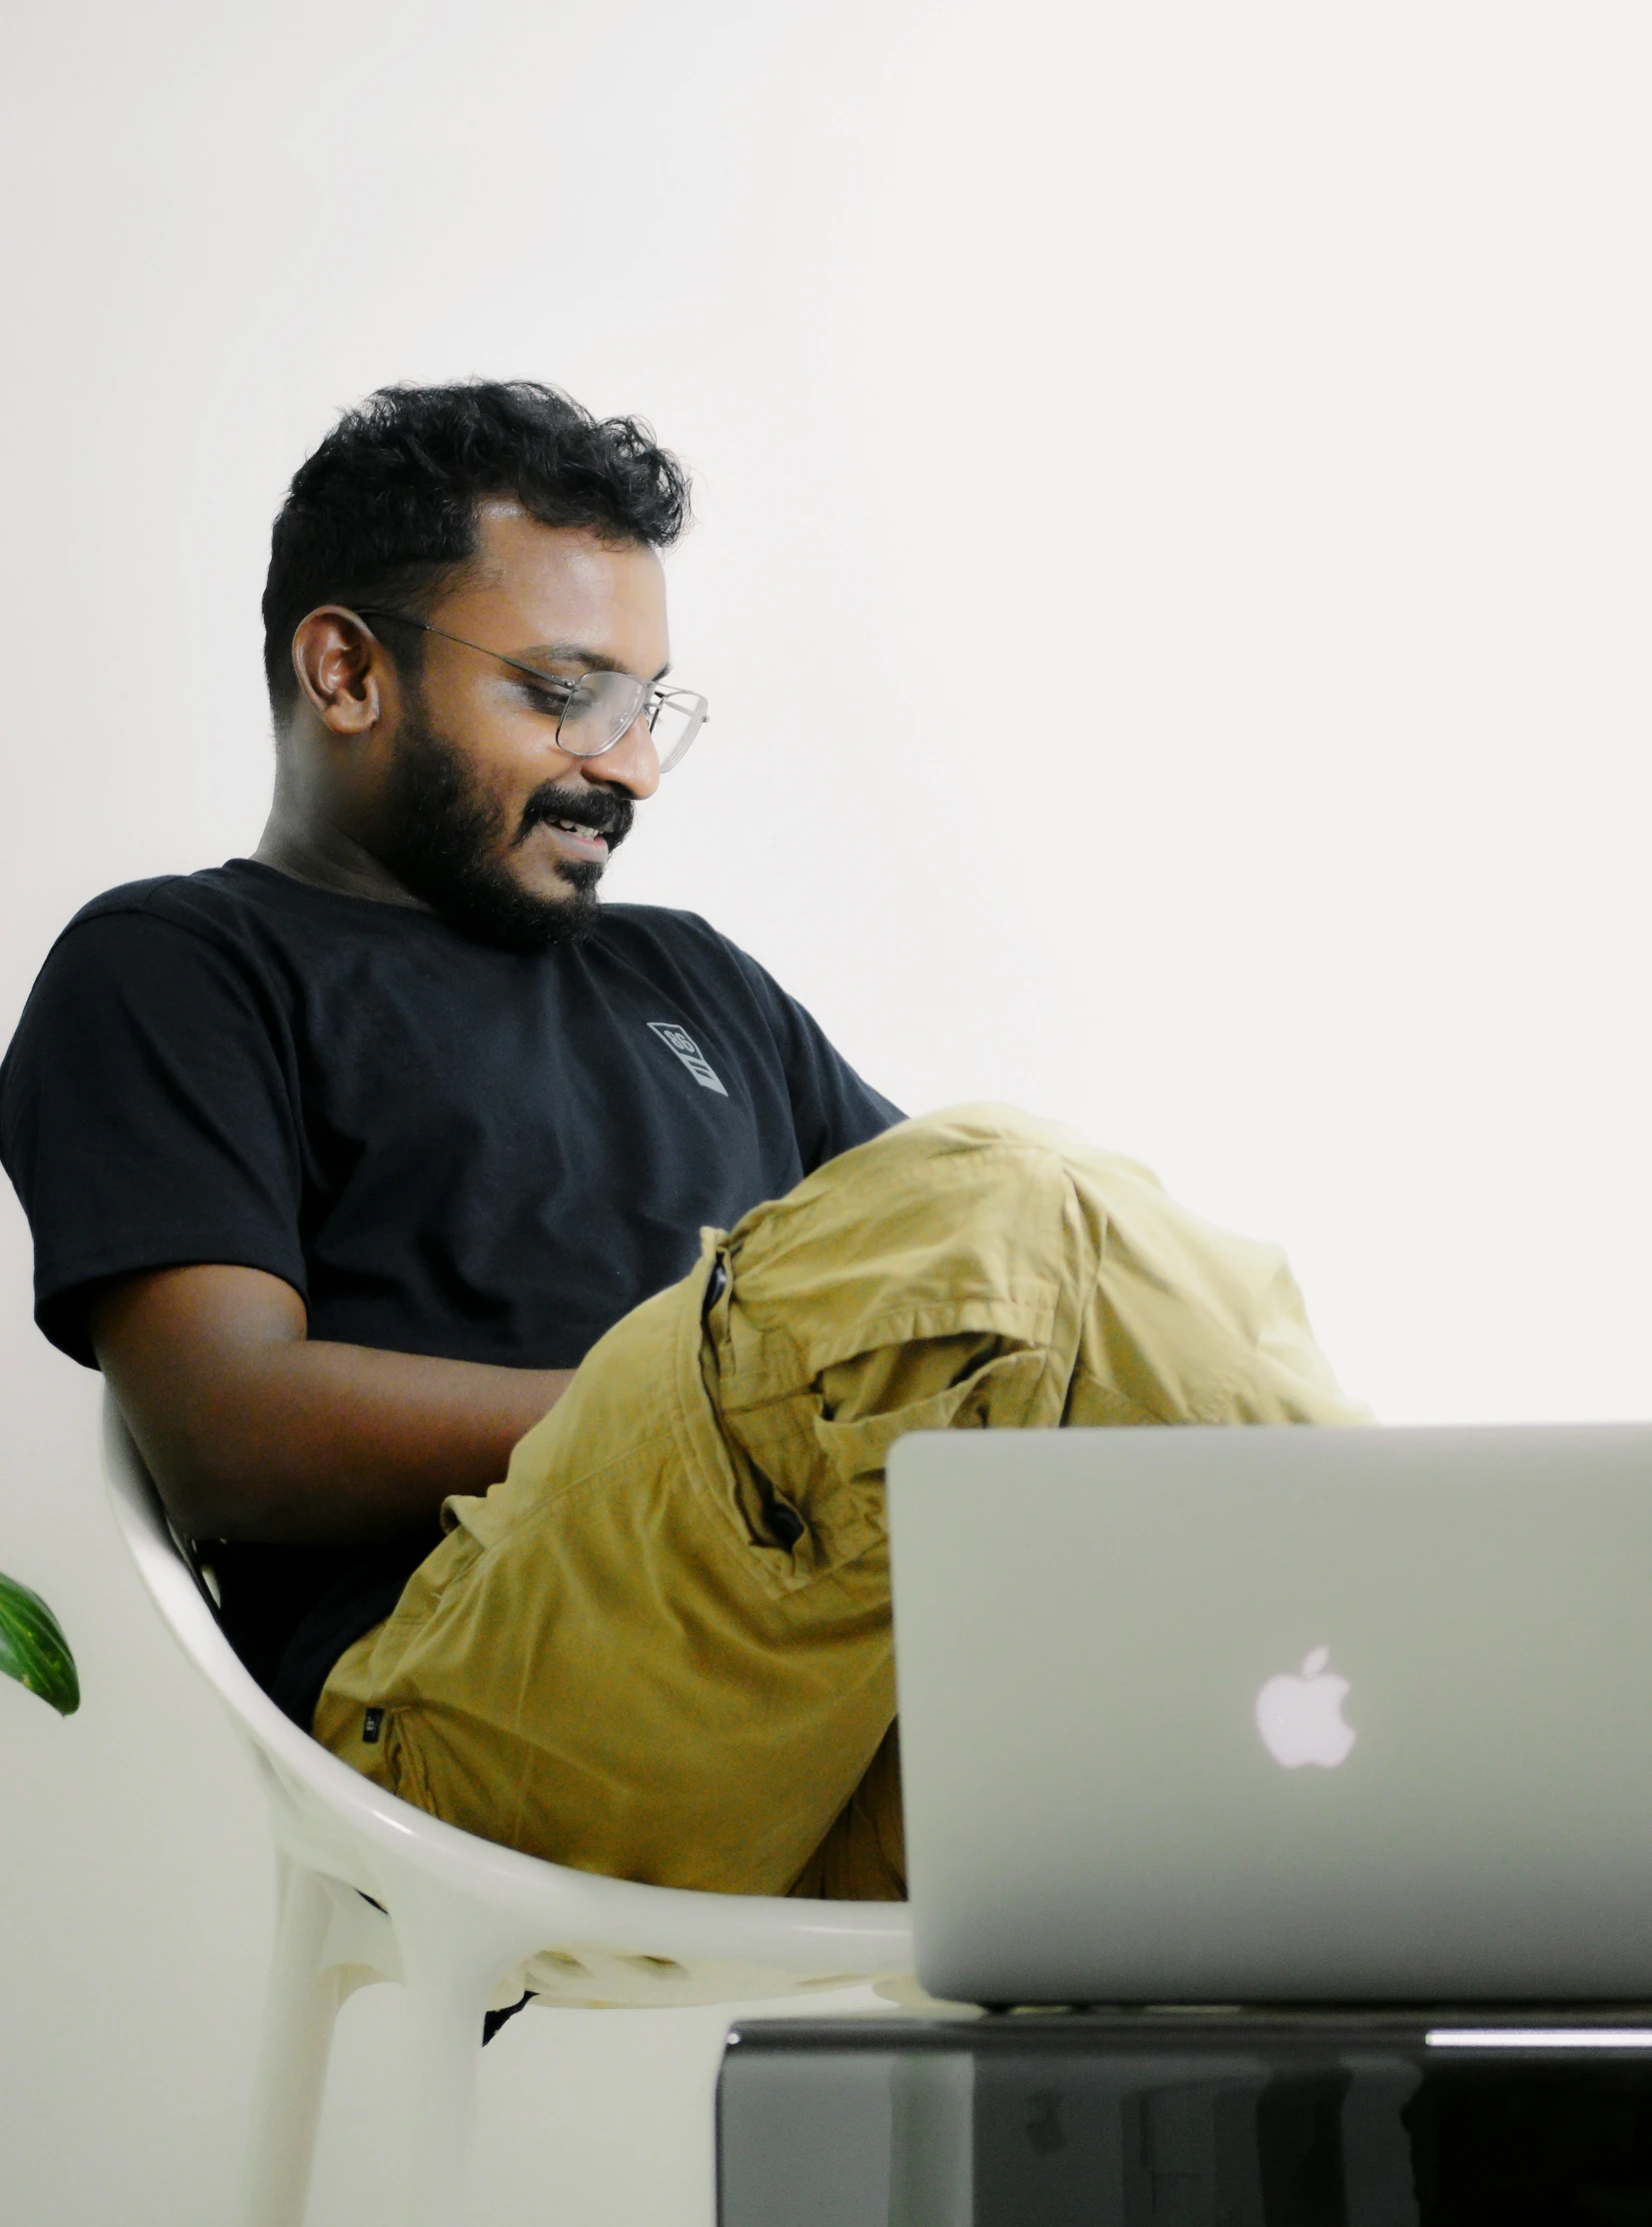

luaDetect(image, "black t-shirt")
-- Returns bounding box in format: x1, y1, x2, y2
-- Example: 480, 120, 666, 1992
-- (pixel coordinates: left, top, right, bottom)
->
0, 860, 901, 1721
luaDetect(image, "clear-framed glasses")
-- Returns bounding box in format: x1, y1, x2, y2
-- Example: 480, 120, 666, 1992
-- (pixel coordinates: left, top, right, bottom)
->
353, 608, 709, 773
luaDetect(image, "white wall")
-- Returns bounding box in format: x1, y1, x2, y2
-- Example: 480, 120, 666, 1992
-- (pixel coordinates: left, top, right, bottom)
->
1, 2, 1648, 2219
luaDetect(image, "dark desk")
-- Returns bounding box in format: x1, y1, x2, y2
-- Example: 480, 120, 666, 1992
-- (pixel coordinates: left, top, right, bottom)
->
717, 2009, 1652, 2225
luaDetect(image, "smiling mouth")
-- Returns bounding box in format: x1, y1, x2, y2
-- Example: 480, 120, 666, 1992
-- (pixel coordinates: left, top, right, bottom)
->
515, 785, 634, 857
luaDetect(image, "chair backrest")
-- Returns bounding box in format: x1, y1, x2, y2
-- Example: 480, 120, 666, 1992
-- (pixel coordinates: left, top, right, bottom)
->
100, 1389, 914, 1987
103, 1395, 285, 1733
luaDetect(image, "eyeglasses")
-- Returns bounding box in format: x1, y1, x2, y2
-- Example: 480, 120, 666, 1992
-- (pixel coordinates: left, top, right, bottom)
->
353, 608, 709, 774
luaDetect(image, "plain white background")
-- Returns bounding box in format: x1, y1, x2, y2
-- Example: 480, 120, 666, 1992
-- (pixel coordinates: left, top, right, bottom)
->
1, 2, 1648, 2219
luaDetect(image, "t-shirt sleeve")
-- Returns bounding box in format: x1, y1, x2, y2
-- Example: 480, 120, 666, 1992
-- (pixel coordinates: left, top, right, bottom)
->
0, 910, 307, 1365
724, 941, 904, 1172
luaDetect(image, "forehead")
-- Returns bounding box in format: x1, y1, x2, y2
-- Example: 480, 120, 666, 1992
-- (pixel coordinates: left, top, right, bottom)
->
434, 499, 669, 661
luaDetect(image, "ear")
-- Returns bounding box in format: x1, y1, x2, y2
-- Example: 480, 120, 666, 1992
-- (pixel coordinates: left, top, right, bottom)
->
290, 607, 392, 736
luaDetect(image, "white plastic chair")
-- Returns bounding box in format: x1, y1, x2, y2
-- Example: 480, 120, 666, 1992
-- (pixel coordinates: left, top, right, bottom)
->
102, 1392, 913, 2227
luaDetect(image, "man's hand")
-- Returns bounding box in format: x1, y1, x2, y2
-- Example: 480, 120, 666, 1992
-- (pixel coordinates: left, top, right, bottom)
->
90, 1263, 574, 1544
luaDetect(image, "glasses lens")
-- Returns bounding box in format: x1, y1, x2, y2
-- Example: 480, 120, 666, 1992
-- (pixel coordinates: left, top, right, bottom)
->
649, 690, 709, 774
559, 671, 647, 758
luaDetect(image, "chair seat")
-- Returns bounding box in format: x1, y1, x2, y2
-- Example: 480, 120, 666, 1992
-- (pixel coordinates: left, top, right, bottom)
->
101, 1390, 913, 2224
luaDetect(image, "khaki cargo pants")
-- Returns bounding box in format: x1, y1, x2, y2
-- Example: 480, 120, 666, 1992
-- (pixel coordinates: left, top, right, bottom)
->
314, 1107, 1366, 1900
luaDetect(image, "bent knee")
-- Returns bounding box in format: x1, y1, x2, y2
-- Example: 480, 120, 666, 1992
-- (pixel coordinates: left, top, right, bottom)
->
876, 1104, 1161, 1195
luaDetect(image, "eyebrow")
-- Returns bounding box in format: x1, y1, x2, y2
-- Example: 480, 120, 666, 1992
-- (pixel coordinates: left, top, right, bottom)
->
518, 642, 673, 686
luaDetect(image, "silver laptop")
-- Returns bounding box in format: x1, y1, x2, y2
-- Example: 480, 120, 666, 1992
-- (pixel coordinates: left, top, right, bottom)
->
887, 1422, 1652, 2007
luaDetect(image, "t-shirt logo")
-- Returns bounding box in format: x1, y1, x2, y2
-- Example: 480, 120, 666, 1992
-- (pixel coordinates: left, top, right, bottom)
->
648, 1021, 729, 1098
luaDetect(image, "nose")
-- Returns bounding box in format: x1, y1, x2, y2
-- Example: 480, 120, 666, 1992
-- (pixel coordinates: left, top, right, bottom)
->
581, 708, 660, 802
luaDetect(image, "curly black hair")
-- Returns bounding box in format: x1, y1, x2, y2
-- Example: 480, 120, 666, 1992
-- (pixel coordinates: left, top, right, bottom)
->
262, 379, 691, 714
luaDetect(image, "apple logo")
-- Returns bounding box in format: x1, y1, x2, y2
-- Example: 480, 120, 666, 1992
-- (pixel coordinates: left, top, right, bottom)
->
1254, 1646, 1357, 1769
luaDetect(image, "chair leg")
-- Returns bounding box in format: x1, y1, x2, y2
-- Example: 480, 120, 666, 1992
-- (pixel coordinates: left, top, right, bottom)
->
395, 1919, 505, 2227
240, 1857, 344, 2227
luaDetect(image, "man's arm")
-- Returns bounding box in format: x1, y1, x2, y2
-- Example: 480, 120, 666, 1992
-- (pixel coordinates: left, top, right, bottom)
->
91, 1263, 573, 1545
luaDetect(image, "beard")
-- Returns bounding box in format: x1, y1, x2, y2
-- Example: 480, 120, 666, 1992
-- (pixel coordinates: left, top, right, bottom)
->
375, 704, 634, 954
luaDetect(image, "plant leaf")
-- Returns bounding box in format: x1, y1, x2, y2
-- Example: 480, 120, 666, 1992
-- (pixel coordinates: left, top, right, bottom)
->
0, 1572, 80, 1716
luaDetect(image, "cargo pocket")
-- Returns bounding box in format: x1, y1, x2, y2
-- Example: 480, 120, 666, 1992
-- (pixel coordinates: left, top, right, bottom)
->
709, 1403, 826, 1596
375, 1701, 509, 1851
714, 1331, 1060, 1599
813, 1336, 1056, 1488
376, 1703, 434, 1813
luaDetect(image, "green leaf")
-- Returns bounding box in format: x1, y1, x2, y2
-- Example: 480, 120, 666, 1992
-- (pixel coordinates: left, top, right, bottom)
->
0, 1572, 79, 1717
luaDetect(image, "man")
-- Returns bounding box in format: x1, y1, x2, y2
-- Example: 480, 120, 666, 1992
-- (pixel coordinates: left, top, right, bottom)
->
1, 381, 1363, 1904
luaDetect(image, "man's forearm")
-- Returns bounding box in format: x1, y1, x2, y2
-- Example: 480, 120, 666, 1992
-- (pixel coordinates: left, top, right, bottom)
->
148, 1338, 576, 1543
90, 1262, 575, 1544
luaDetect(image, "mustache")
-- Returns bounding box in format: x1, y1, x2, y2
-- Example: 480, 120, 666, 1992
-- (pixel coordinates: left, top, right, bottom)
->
515, 784, 635, 852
